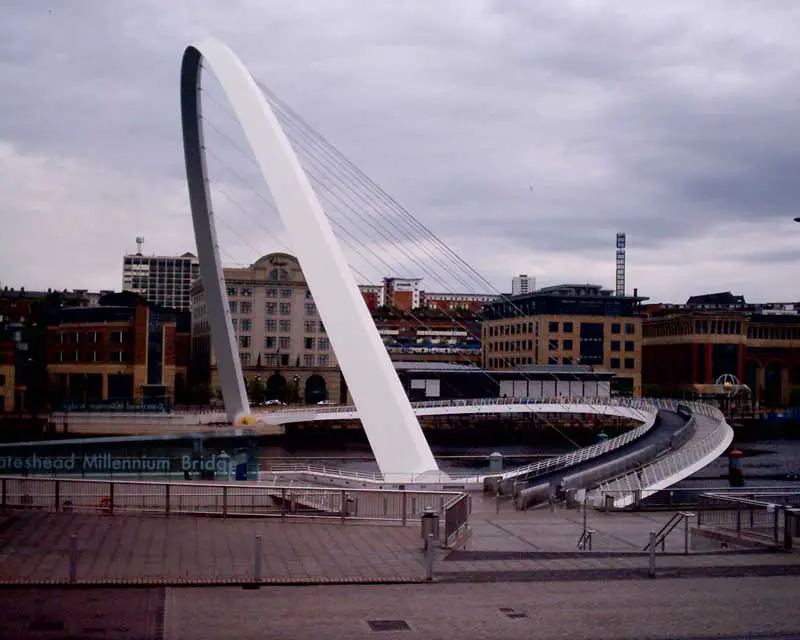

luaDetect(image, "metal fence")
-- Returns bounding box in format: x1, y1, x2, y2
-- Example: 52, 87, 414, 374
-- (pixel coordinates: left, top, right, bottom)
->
0, 476, 468, 533
597, 407, 733, 507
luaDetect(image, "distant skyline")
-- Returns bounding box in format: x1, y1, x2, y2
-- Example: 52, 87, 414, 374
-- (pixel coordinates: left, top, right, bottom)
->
1, 1, 800, 304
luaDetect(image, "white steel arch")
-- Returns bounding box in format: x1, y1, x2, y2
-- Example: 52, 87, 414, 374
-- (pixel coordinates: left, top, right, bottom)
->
180, 39, 438, 478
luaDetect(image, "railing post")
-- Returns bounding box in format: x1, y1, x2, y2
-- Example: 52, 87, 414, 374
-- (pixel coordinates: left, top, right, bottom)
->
684, 515, 690, 555
1, 478, 5, 510
341, 490, 347, 523
424, 533, 434, 581
401, 490, 407, 526
774, 506, 780, 547
109, 481, 115, 516
165, 484, 170, 518
648, 531, 656, 578
54, 480, 60, 512
281, 487, 287, 519
736, 503, 741, 536
254, 534, 262, 583
69, 534, 78, 584
222, 486, 228, 518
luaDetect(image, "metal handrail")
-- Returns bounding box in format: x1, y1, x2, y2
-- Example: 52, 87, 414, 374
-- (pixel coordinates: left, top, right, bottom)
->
644, 511, 695, 552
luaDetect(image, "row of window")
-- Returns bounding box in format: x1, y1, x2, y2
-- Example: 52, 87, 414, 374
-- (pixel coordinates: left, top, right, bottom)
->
53, 351, 129, 363
56, 331, 127, 345
486, 320, 637, 337
239, 336, 330, 350
226, 285, 314, 299
227, 301, 319, 317
644, 319, 800, 341
239, 352, 330, 367
485, 356, 636, 369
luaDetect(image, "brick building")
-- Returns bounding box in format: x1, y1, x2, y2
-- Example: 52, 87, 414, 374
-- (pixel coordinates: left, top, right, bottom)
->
482, 284, 645, 396
46, 292, 190, 408
642, 293, 800, 407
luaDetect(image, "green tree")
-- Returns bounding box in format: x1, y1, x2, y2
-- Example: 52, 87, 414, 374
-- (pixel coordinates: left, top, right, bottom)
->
248, 378, 267, 404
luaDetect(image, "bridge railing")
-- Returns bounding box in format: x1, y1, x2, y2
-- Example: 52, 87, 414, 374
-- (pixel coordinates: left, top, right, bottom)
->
0, 476, 467, 530
598, 409, 732, 508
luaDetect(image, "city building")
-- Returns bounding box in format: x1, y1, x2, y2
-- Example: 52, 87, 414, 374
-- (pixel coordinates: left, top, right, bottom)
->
372, 307, 482, 365
0, 287, 109, 414
0, 342, 13, 412
122, 241, 199, 311
512, 274, 534, 297
46, 291, 190, 408
190, 253, 344, 404
642, 292, 800, 407
421, 292, 499, 313
382, 277, 422, 310
358, 284, 382, 311
482, 284, 646, 396
395, 361, 615, 402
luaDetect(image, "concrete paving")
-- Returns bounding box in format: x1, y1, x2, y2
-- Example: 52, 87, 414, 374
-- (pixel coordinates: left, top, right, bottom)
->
2, 579, 800, 640
1, 493, 799, 585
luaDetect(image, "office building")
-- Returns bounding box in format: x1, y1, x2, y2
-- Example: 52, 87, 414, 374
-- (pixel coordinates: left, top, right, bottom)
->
122, 242, 199, 311
642, 292, 800, 407
482, 284, 646, 396
512, 274, 534, 296
190, 253, 343, 404
46, 291, 190, 407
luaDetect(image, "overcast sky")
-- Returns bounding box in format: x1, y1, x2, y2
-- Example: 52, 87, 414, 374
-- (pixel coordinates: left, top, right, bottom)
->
2, 1, 799, 303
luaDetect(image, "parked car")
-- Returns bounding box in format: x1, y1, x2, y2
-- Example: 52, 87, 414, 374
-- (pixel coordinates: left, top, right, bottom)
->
264, 399, 284, 406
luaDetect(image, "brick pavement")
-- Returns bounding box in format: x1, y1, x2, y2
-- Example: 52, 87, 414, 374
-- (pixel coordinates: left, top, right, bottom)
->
1, 495, 799, 585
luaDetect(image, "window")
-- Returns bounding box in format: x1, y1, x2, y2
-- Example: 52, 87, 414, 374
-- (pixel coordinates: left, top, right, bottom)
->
229, 301, 237, 314
57, 333, 66, 344
265, 354, 279, 366
304, 337, 315, 350
304, 320, 316, 333
548, 339, 558, 351
111, 331, 125, 343
610, 358, 620, 369
562, 356, 572, 365
240, 287, 253, 297
281, 288, 293, 298
563, 322, 573, 333
240, 352, 251, 366
318, 338, 329, 350
266, 302, 277, 315
305, 290, 313, 299
624, 358, 635, 369
548, 321, 559, 332
88, 331, 99, 344
265, 319, 277, 332
318, 322, 326, 333
303, 354, 314, 366
71, 332, 80, 344
305, 303, 316, 316
226, 286, 236, 297
611, 323, 621, 334
266, 288, 277, 298
264, 336, 276, 349
73, 351, 80, 362
279, 320, 291, 332
548, 355, 558, 364
625, 323, 635, 335
231, 318, 237, 331
563, 339, 573, 351
238, 336, 251, 348
240, 319, 252, 332
112, 351, 125, 363
279, 336, 291, 350
318, 354, 329, 367
240, 301, 252, 314
611, 340, 620, 351
279, 303, 291, 316
624, 341, 634, 352
91, 351, 99, 362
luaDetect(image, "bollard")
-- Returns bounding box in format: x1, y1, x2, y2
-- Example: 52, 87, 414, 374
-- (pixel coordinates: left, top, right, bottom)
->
684, 515, 690, 555
648, 531, 656, 578
425, 533, 434, 581
254, 535, 263, 582
69, 534, 77, 584
495, 491, 501, 515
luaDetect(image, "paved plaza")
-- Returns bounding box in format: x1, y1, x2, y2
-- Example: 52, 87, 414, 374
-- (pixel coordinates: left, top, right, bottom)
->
0, 494, 799, 585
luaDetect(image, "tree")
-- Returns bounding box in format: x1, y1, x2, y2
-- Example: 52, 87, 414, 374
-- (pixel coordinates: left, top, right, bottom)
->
248, 377, 267, 404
